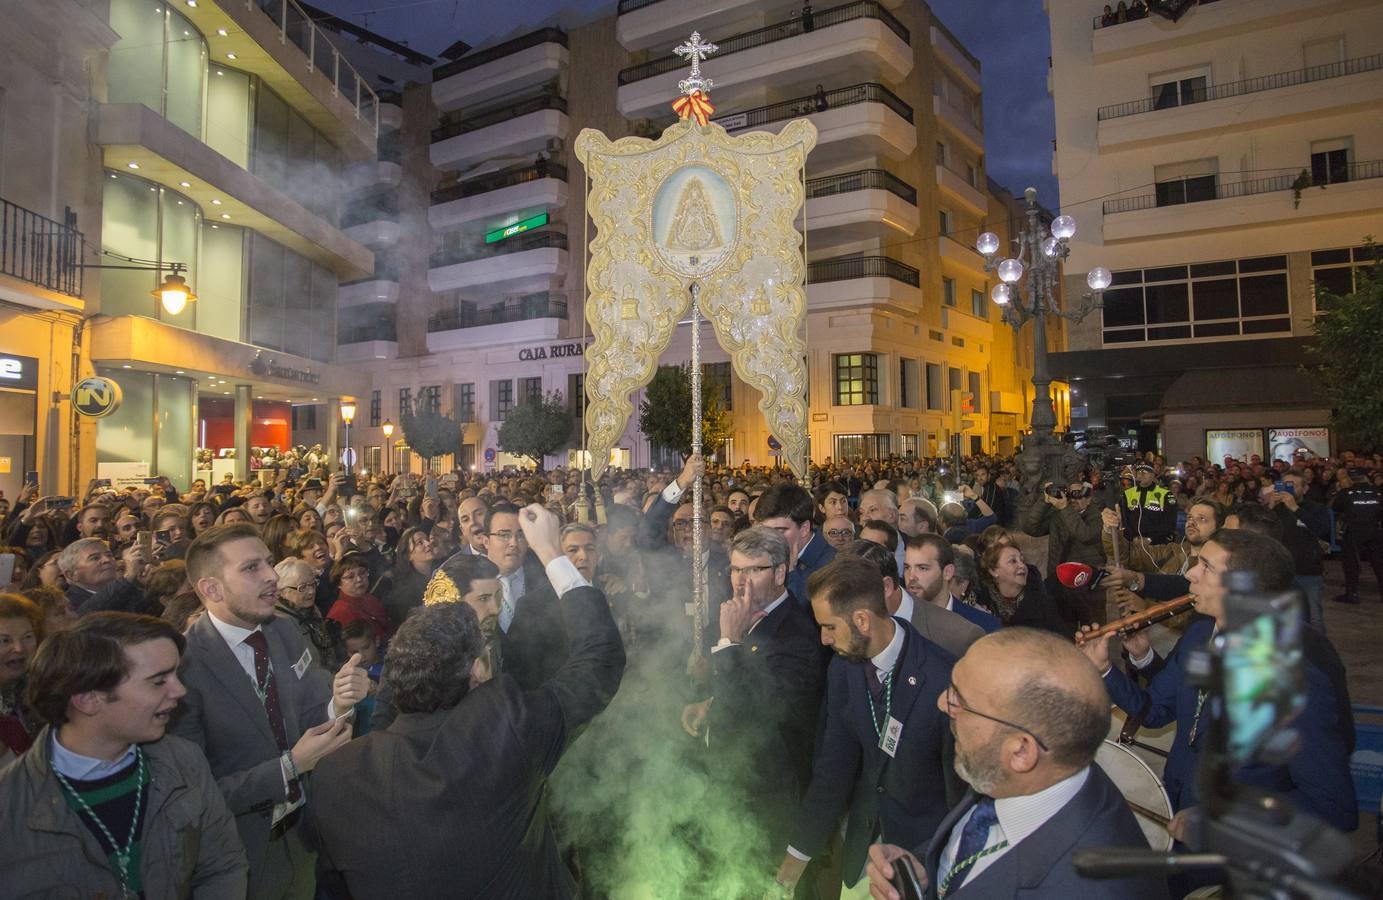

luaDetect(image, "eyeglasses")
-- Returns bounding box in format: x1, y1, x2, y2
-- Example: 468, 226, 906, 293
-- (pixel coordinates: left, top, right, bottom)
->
944, 684, 1049, 752
487, 530, 526, 543
826, 528, 854, 539
729, 564, 775, 577
281, 580, 317, 594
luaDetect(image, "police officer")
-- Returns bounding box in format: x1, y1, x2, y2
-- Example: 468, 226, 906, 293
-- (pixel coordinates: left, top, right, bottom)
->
1331, 468, 1383, 604
1119, 462, 1177, 545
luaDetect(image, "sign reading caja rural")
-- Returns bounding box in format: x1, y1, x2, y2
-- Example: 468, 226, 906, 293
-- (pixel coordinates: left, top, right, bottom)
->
75, 376, 123, 418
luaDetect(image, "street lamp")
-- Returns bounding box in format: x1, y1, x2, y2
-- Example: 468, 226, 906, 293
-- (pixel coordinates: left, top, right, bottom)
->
381, 419, 394, 476
340, 399, 356, 474
975, 187, 1110, 495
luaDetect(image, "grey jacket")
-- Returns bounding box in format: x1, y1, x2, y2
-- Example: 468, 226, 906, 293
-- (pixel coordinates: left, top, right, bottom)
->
908, 595, 985, 659
0, 727, 247, 899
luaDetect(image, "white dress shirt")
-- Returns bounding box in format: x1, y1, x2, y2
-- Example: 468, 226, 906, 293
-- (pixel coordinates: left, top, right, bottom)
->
937, 766, 1091, 890
497, 566, 527, 634
895, 590, 916, 623
712, 590, 788, 653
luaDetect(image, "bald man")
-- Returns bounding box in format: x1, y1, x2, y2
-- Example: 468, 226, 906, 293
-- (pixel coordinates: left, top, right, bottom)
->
866, 629, 1166, 900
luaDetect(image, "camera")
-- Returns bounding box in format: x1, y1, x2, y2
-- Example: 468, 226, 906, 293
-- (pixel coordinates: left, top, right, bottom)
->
1044, 484, 1066, 499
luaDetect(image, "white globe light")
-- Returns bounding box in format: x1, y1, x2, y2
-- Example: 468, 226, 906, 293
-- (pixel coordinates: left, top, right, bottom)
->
997, 258, 1024, 284
1087, 266, 1112, 291
1041, 236, 1060, 259
975, 231, 1001, 256
990, 283, 1013, 305
1051, 215, 1077, 240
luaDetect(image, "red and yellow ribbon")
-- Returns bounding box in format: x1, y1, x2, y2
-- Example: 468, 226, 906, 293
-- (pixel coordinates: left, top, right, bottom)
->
672, 90, 715, 126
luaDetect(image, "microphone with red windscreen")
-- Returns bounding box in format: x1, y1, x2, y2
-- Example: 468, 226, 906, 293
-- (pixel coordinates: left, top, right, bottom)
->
1057, 562, 1111, 591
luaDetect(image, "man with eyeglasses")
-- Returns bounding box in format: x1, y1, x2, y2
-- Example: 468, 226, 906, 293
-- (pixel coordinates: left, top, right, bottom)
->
866, 628, 1165, 900
679, 526, 824, 864
768, 555, 956, 898
822, 515, 856, 551
482, 503, 560, 689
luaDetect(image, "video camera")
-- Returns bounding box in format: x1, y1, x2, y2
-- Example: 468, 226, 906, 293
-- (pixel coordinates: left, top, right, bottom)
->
1074, 572, 1357, 898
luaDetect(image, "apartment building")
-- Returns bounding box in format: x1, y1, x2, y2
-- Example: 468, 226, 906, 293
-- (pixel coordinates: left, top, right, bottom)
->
360, 0, 1051, 471
1047, 0, 1383, 461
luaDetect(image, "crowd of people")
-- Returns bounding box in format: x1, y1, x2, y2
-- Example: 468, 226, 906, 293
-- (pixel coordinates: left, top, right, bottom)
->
0, 443, 1376, 898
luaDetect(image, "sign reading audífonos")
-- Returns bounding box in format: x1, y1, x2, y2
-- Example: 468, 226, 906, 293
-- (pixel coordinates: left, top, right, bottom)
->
75, 376, 123, 418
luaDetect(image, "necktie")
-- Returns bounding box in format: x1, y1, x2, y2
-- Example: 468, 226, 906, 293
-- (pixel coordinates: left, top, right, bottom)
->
498, 577, 516, 633
868, 665, 888, 704
940, 797, 1001, 897
243, 631, 301, 802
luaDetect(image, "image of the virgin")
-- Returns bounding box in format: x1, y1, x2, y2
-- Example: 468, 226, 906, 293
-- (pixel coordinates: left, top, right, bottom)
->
651, 165, 738, 278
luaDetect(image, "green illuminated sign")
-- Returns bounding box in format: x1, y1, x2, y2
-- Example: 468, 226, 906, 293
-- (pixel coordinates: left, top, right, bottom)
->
485, 212, 548, 244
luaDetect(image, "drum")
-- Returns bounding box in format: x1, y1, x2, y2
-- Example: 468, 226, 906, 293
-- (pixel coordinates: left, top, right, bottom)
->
1095, 739, 1173, 851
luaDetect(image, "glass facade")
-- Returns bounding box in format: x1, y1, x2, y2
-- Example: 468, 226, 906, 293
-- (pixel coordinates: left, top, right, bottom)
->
95, 368, 195, 491
253, 82, 341, 224
246, 232, 338, 363
108, 0, 207, 138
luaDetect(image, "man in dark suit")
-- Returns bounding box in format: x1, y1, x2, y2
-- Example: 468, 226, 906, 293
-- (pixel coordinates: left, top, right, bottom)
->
866, 628, 1167, 900
308, 504, 625, 899
173, 524, 370, 900
769, 556, 957, 896
754, 481, 836, 611
680, 526, 826, 857
1083, 530, 1357, 835
482, 502, 564, 689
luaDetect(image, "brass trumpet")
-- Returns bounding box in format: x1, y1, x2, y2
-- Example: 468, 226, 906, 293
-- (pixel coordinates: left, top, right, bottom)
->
1074, 594, 1197, 645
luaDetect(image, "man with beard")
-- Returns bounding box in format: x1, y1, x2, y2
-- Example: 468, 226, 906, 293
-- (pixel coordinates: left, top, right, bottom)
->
867, 629, 1165, 900
680, 527, 824, 861
769, 556, 956, 897
174, 524, 370, 900
905, 535, 1001, 634
1101, 498, 1222, 611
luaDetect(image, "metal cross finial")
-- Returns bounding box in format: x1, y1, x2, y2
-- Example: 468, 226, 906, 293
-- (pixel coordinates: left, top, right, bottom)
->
675, 31, 717, 96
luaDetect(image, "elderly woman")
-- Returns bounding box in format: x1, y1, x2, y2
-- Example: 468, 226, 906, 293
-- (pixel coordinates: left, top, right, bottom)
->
275, 556, 342, 671
0, 593, 43, 757
325, 552, 391, 645
975, 543, 1066, 635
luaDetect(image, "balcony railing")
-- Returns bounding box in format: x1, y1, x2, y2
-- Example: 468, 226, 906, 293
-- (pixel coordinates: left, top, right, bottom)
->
340, 261, 400, 287
338, 322, 397, 344
1091, 0, 1222, 29
617, 1, 909, 85
340, 196, 399, 229
1098, 52, 1383, 120
712, 81, 914, 131
806, 169, 917, 205
430, 231, 569, 267
431, 163, 569, 205
252, 0, 379, 134
1, 198, 83, 298
617, 0, 662, 12
1102, 160, 1383, 214
809, 255, 919, 287
428, 295, 568, 331
432, 94, 568, 142
433, 28, 568, 82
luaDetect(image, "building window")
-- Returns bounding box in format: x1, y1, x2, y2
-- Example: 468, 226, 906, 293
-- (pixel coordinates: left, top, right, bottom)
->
1153, 158, 1218, 208
568, 373, 584, 418
292, 405, 317, 431
1311, 245, 1380, 308
899, 433, 920, 457
518, 376, 543, 406
369, 390, 380, 427
942, 277, 957, 307
492, 380, 514, 420
455, 383, 475, 423
703, 362, 732, 411
1310, 140, 1352, 186
1102, 255, 1292, 345
938, 209, 953, 236
834, 353, 879, 406
948, 367, 963, 396
1151, 74, 1207, 110
971, 288, 986, 319
968, 371, 983, 413
833, 433, 891, 460
421, 385, 442, 415
936, 142, 947, 166
899, 358, 920, 410
398, 388, 412, 419
966, 163, 977, 187
926, 363, 944, 410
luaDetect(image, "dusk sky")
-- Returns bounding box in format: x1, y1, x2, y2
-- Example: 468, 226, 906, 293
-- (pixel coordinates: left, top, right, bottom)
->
321, 0, 1059, 203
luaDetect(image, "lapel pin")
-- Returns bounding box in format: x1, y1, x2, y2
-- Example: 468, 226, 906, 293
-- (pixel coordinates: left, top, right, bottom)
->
907, 676, 917, 686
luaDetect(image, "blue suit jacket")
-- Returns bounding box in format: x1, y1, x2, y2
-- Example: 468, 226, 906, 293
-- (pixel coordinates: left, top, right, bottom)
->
792, 619, 956, 886
788, 531, 836, 610
948, 596, 1001, 634
922, 766, 1168, 899
1103, 614, 1357, 832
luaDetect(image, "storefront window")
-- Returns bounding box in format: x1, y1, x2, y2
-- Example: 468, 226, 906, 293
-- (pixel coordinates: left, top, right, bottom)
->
198, 223, 246, 341
108, 0, 206, 138
96, 368, 155, 473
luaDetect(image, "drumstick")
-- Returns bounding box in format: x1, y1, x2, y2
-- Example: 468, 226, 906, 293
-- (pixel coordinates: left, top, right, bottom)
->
1126, 800, 1171, 828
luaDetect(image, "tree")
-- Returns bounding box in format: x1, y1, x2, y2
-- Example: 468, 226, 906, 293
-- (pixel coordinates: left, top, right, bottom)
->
1312, 247, 1383, 451
638, 364, 734, 461
399, 406, 461, 470
497, 390, 573, 470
